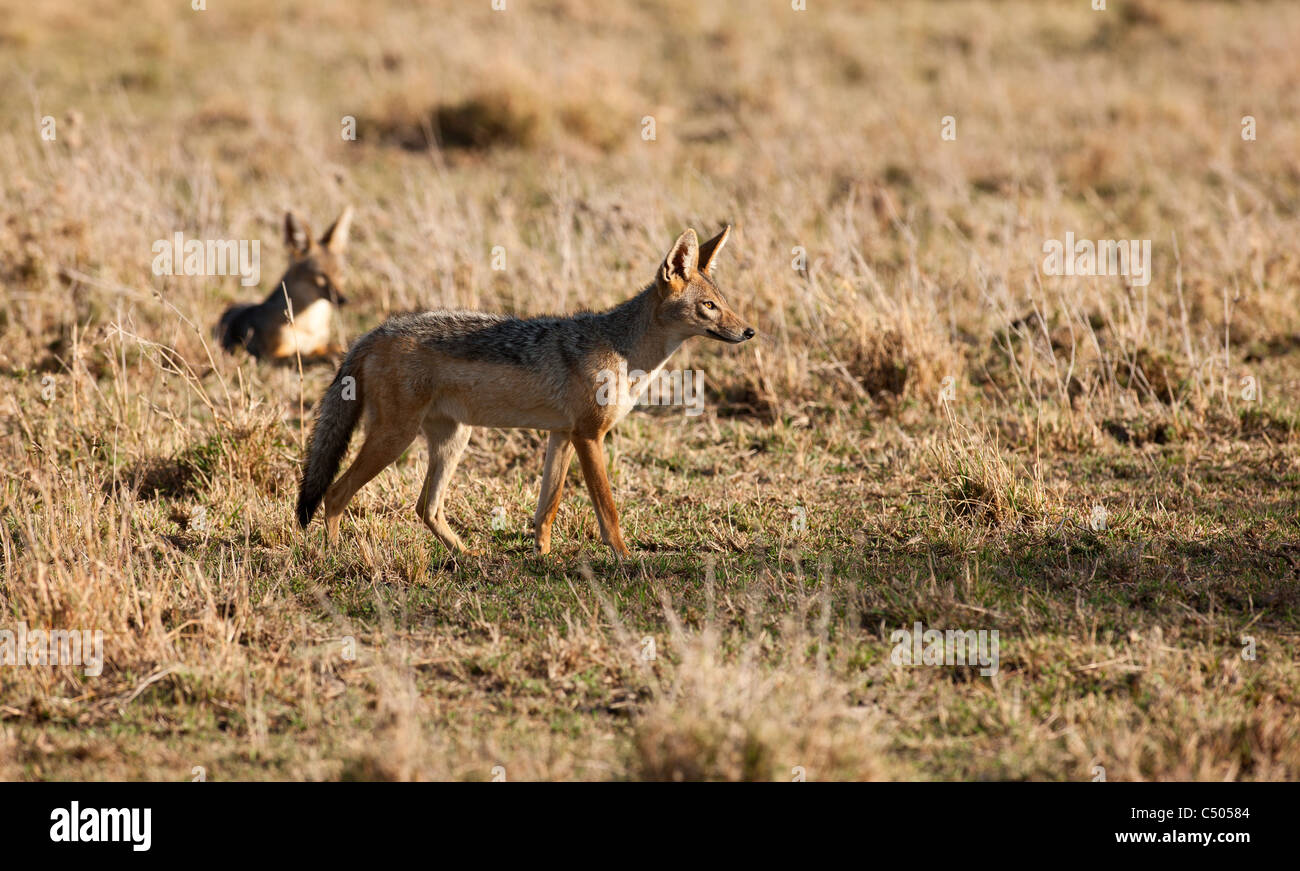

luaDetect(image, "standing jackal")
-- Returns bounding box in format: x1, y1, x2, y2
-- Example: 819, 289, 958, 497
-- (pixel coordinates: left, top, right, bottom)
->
296, 227, 753, 557
217, 208, 352, 362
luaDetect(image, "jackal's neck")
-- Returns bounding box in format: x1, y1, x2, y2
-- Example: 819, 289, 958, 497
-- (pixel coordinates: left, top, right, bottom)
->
598, 285, 682, 373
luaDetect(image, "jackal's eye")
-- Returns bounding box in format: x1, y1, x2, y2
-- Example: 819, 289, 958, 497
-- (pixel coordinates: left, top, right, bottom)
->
702, 301, 716, 310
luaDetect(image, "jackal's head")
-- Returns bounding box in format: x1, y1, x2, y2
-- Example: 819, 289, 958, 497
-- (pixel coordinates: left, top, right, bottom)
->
277, 207, 353, 306
654, 226, 755, 344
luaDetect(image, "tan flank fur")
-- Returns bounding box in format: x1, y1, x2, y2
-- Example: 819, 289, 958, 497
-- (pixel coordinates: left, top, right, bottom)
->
296, 227, 754, 557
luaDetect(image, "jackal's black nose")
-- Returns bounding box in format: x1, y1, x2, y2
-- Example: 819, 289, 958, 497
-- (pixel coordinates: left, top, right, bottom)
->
743, 327, 755, 340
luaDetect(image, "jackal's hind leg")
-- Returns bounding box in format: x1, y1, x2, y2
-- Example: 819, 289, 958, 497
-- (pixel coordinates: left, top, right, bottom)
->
322, 417, 421, 543
533, 430, 574, 555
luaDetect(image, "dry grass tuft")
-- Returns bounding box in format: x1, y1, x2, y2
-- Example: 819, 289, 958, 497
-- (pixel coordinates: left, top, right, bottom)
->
849, 329, 909, 402
932, 422, 1049, 527
632, 630, 889, 782
364, 91, 541, 153
433, 92, 541, 152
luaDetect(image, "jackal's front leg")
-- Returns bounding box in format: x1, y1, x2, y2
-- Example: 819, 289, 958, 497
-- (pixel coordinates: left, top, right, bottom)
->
571, 434, 630, 558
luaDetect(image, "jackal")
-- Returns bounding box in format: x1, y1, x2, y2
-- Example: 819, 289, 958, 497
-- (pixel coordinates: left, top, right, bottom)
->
217, 208, 352, 361
296, 227, 753, 557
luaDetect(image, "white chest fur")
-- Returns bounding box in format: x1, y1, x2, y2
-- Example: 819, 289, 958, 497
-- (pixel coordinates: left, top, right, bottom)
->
276, 298, 334, 356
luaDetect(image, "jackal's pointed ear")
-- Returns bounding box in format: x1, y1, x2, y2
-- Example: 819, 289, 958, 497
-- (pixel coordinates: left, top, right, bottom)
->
319, 206, 353, 253
660, 229, 699, 291
284, 212, 314, 258
698, 225, 731, 275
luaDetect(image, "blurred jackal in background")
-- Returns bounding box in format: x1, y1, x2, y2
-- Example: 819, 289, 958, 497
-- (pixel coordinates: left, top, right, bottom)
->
217, 207, 352, 362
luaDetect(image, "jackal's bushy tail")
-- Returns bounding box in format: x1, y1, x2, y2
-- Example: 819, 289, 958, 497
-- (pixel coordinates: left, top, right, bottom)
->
217, 303, 258, 353
296, 352, 364, 527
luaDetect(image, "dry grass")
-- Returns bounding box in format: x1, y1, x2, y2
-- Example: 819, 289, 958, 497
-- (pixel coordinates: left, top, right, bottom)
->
1, 0, 1298, 781
931, 419, 1050, 527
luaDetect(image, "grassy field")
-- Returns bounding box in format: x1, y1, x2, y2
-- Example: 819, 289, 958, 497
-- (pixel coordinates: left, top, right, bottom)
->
1, 0, 1298, 781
